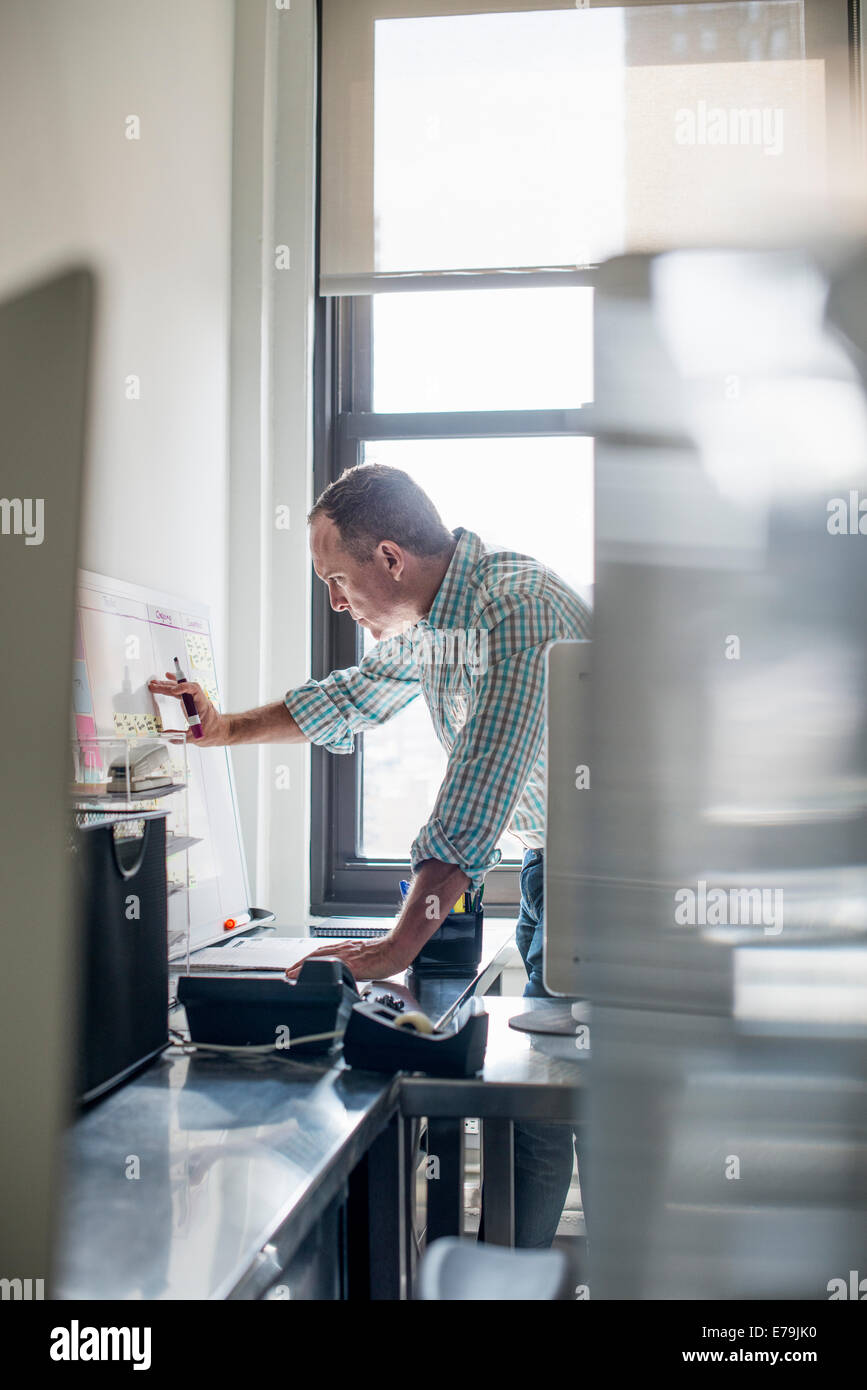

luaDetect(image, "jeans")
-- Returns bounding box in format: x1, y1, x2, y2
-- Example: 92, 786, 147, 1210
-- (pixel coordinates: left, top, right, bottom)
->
512, 848, 581, 1249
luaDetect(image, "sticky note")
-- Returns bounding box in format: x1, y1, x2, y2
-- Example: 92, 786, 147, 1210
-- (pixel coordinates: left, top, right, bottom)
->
185, 632, 215, 678
112, 710, 162, 737
75, 714, 102, 772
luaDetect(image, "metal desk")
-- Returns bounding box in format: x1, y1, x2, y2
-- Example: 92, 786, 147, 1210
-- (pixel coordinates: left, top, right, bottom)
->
54, 922, 516, 1300
400, 999, 587, 1248
53, 1047, 399, 1300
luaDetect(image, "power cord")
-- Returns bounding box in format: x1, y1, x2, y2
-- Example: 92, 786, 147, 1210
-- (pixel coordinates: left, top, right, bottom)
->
168, 1026, 344, 1067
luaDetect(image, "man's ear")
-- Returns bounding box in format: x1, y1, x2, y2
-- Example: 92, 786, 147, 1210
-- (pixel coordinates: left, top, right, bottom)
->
380, 540, 404, 578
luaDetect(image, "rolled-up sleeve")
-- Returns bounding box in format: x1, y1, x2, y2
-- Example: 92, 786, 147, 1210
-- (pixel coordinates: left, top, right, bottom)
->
410, 599, 553, 890
285, 635, 421, 754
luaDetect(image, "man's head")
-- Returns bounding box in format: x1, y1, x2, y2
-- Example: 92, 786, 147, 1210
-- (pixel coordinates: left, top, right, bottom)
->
308, 464, 456, 641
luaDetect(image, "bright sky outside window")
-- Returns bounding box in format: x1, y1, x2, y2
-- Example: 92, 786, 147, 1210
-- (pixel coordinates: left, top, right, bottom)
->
372, 287, 593, 412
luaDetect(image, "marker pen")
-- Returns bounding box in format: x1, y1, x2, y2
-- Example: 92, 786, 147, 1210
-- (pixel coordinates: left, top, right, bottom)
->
224, 912, 251, 932
173, 656, 203, 739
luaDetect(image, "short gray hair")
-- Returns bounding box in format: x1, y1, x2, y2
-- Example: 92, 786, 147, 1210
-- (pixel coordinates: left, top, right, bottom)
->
308, 463, 454, 562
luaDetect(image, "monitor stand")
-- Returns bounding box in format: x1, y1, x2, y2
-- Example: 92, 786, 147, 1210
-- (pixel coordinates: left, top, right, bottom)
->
508, 1000, 591, 1037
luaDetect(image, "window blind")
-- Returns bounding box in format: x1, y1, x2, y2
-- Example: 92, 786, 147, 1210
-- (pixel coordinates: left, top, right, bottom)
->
319, 1, 844, 295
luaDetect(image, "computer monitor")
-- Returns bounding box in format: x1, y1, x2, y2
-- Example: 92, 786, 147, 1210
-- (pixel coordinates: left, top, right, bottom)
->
584, 243, 867, 1300
0, 268, 93, 1286
543, 638, 592, 998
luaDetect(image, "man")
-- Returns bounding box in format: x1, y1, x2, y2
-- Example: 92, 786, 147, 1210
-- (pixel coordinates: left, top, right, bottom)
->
150, 463, 590, 1246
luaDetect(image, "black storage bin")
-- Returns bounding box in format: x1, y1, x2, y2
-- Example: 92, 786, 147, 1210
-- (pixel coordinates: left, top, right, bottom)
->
410, 907, 484, 974
71, 811, 169, 1103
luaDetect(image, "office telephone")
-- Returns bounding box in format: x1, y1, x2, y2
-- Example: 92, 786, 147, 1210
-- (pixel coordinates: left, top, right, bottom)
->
178, 957, 360, 1056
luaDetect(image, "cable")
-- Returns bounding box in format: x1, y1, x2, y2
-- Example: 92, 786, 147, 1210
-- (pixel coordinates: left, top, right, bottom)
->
168, 1027, 344, 1056
166, 1046, 334, 1077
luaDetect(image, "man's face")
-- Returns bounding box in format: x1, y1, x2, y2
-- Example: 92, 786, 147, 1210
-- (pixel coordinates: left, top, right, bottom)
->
310, 515, 410, 642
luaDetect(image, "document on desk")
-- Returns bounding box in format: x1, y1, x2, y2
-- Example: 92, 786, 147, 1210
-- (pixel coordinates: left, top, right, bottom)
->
186, 937, 321, 972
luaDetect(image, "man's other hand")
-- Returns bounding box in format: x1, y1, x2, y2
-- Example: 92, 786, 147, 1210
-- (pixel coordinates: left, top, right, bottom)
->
285, 935, 411, 984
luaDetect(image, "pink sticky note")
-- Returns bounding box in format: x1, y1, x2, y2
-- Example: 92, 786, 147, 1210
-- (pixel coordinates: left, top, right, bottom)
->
75, 715, 102, 771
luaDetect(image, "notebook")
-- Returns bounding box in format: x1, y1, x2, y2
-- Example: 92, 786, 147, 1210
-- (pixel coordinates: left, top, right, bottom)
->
187, 937, 322, 973
310, 919, 389, 939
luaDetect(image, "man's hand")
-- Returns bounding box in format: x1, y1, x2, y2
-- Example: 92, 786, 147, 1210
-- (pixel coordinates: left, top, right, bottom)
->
147, 679, 305, 747
285, 935, 412, 984
148, 672, 230, 747
287, 859, 473, 984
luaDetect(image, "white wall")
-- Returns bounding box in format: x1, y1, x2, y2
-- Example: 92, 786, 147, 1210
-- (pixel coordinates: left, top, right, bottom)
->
0, 0, 235, 654
0, 0, 317, 929
228, 0, 317, 929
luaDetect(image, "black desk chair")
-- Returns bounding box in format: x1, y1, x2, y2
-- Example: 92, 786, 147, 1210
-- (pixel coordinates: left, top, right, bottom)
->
418, 1237, 572, 1301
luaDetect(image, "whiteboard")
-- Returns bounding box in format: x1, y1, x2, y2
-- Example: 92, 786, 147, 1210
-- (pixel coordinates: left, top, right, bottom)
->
74, 570, 253, 954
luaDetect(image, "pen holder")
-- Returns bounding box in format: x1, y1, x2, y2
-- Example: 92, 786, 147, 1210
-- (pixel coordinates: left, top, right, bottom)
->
411, 907, 484, 975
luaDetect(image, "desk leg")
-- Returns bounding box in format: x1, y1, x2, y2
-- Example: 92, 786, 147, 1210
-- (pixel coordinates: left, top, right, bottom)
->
481, 1119, 515, 1246
346, 1112, 406, 1299
426, 1118, 464, 1242
404, 1116, 422, 1297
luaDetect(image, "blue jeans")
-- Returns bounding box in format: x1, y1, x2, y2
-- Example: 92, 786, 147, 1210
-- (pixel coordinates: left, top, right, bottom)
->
513, 848, 581, 1249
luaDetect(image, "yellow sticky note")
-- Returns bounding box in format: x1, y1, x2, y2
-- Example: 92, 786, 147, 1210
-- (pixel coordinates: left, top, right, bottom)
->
185, 632, 215, 678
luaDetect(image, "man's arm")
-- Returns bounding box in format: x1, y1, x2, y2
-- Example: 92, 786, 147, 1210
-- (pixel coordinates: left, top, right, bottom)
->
287, 857, 471, 981
284, 635, 420, 754
225, 701, 307, 745
149, 631, 420, 751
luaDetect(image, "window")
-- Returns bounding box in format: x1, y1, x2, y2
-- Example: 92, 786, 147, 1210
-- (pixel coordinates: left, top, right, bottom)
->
312, 0, 852, 914
372, 289, 593, 413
